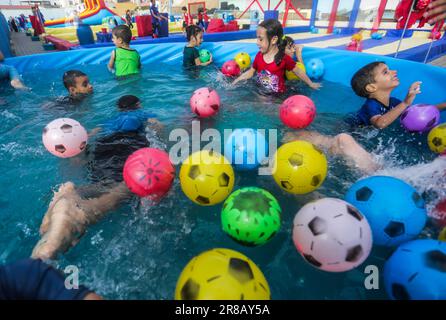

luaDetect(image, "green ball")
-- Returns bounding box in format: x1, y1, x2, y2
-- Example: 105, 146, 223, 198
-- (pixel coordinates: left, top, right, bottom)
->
221, 187, 281, 246
199, 49, 211, 63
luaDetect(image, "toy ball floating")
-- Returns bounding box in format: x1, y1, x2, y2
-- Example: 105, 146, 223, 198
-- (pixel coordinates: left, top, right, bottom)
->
400, 104, 440, 133
279, 95, 316, 129
190, 87, 221, 118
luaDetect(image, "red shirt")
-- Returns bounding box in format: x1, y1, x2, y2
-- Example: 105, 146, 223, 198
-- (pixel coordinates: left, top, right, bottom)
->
183, 13, 193, 25
203, 13, 209, 22
252, 51, 296, 93
197, 12, 203, 21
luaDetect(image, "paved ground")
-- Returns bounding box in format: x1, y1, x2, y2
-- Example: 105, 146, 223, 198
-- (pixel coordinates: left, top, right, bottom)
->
429, 55, 446, 67
9, 31, 45, 56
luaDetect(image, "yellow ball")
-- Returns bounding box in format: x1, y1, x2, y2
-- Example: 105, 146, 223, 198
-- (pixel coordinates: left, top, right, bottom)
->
352, 33, 363, 41
439, 227, 446, 242
175, 248, 271, 300
234, 52, 251, 70
427, 123, 446, 154
179, 150, 235, 205
272, 140, 328, 194
285, 62, 306, 81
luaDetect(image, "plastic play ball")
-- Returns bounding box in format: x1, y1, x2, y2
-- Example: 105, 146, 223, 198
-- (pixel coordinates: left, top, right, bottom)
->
384, 239, 446, 300
427, 123, 446, 154
42, 118, 88, 158
279, 95, 316, 129
293, 198, 372, 272
400, 104, 440, 133
199, 49, 211, 63
190, 87, 221, 118
305, 58, 324, 80
175, 248, 270, 300
439, 227, 446, 242
221, 187, 281, 246
221, 60, 241, 77
224, 128, 268, 171
123, 148, 175, 198
285, 62, 306, 81
272, 140, 327, 194
371, 32, 383, 40
310, 27, 319, 34
333, 28, 342, 35
345, 176, 427, 247
234, 52, 251, 70
179, 150, 235, 206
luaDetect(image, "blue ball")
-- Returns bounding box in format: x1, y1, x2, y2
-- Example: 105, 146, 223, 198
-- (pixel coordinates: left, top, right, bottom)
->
384, 239, 446, 300
345, 176, 427, 247
305, 58, 324, 80
371, 32, 383, 40
310, 26, 319, 34
224, 128, 268, 170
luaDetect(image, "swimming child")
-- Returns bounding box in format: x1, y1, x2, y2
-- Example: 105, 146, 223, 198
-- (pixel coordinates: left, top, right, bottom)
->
232, 19, 321, 94
32, 95, 162, 260
183, 25, 213, 68
347, 61, 445, 129
108, 25, 141, 77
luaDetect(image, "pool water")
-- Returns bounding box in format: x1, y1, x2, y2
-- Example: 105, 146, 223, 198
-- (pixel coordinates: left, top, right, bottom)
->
0, 62, 444, 300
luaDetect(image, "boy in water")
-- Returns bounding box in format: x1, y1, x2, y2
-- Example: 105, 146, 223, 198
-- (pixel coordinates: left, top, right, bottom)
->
108, 25, 141, 77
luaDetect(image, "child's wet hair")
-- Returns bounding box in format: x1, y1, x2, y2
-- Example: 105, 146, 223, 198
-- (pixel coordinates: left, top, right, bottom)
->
258, 19, 286, 66
63, 70, 87, 90
351, 61, 385, 97
118, 95, 141, 110
186, 25, 202, 41
112, 25, 132, 44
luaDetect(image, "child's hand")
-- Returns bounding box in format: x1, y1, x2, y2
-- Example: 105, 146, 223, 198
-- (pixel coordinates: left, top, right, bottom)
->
107, 66, 115, 74
310, 82, 322, 90
404, 81, 422, 106
424, 0, 446, 24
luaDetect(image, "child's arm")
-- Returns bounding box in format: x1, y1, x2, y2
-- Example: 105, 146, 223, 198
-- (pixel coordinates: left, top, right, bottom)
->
296, 45, 304, 64
108, 50, 115, 72
232, 67, 256, 86
0, 50, 4, 62
88, 127, 101, 137
292, 65, 321, 90
370, 81, 421, 129
147, 118, 163, 134
437, 102, 446, 111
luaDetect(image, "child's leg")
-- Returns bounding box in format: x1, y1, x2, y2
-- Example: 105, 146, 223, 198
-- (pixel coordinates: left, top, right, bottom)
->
0, 64, 26, 89
282, 131, 379, 174
32, 182, 132, 260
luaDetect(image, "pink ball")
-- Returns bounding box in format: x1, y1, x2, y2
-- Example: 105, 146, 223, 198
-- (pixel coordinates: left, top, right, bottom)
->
221, 60, 241, 77
279, 95, 316, 129
190, 87, 221, 118
123, 148, 175, 199
42, 118, 88, 158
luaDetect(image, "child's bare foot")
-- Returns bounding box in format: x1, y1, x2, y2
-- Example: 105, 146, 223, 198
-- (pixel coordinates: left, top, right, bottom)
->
10, 79, 28, 90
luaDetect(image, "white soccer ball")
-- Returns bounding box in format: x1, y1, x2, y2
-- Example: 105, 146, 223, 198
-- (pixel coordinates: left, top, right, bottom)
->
42, 118, 88, 158
292, 197, 373, 272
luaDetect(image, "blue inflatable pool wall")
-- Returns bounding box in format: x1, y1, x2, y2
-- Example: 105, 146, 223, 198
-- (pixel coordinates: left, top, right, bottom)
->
4, 42, 446, 121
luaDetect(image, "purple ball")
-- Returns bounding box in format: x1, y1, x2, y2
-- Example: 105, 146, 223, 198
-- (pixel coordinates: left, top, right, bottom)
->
400, 104, 440, 133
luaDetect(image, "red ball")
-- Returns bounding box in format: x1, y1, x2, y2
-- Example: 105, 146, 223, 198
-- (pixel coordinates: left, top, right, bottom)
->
123, 148, 175, 198
433, 198, 446, 228
221, 60, 241, 77
279, 95, 316, 129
